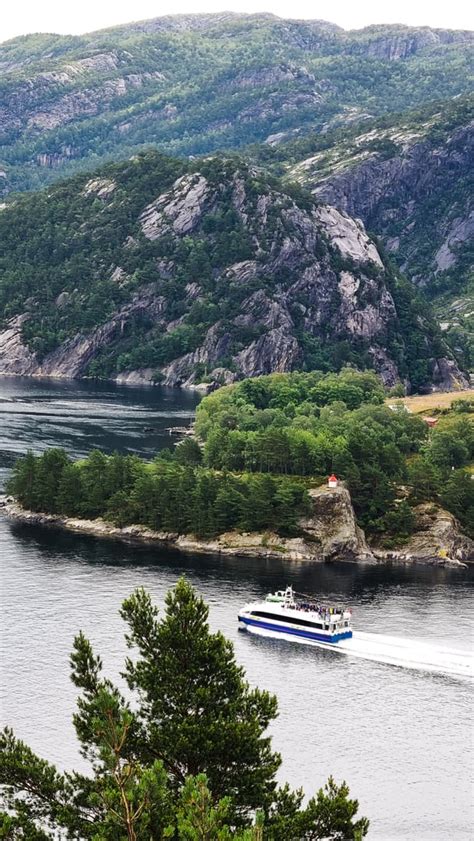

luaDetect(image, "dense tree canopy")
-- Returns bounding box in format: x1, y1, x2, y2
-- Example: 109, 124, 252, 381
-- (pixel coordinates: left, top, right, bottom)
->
1, 16, 472, 194
7, 447, 310, 539
196, 371, 474, 538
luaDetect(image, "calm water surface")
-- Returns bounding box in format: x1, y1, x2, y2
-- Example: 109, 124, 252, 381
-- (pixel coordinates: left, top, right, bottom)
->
0, 377, 473, 841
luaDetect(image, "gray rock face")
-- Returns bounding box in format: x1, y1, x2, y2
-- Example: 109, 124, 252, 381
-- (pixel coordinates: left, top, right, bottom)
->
233, 290, 293, 330
235, 328, 302, 378
115, 368, 156, 385
0, 291, 166, 379
354, 27, 473, 61
428, 358, 470, 392
307, 120, 474, 291
83, 178, 117, 200
314, 206, 383, 267
140, 174, 215, 239
301, 485, 375, 562
374, 503, 474, 566
0, 482, 377, 565
434, 212, 474, 272
3, 484, 472, 567
1, 13, 472, 197
0, 49, 165, 141
141, 171, 428, 389
161, 323, 233, 387
0, 316, 39, 376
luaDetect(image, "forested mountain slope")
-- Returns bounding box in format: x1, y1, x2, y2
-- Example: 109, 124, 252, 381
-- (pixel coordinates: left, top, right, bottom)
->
0, 151, 465, 391
0, 13, 472, 193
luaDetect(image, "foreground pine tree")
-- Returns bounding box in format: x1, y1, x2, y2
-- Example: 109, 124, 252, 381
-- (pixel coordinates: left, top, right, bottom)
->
0, 579, 369, 839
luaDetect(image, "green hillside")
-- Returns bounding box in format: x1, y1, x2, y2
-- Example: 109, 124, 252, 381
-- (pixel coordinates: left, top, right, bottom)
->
0, 13, 472, 193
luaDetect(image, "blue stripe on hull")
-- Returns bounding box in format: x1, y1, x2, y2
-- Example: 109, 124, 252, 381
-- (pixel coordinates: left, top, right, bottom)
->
238, 615, 352, 644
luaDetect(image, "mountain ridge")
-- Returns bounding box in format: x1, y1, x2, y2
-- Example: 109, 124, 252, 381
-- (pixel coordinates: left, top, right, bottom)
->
1, 13, 472, 194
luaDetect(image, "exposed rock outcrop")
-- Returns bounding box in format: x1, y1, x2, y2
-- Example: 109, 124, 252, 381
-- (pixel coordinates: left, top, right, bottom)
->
297, 114, 473, 294
234, 329, 302, 379
0, 291, 166, 379
374, 503, 474, 567
0, 484, 375, 564
301, 485, 375, 562
140, 174, 215, 239
352, 26, 473, 62
161, 323, 234, 387
0, 13, 471, 195
434, 212, 474, 272
0, 315, 38, 376
314, 206, 383, 267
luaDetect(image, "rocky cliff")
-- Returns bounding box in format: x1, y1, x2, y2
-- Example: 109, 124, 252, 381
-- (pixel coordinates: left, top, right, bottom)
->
0, 152, 465, 391
374, 503, 474, 566
289, 97, 474, 296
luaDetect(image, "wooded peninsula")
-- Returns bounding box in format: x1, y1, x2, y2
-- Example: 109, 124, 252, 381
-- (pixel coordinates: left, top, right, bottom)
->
7, 370, 474, 548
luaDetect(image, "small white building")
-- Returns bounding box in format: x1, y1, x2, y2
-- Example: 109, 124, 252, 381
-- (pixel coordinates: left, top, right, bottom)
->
328, 474, 338, 488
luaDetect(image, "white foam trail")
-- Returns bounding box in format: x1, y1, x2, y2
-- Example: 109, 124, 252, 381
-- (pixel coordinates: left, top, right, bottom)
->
338, 631, 473, 678
244, 626, 474, 678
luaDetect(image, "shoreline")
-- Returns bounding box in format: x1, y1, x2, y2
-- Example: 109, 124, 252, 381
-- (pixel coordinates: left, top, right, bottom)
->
0, 497, 469, 568
0, 371, 472, 400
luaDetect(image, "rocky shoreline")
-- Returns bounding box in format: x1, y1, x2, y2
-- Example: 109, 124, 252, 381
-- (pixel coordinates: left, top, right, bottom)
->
1, 489, 472, 568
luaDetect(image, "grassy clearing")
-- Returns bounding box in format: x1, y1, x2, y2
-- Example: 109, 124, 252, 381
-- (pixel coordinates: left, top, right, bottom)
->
386, 389, 474, 415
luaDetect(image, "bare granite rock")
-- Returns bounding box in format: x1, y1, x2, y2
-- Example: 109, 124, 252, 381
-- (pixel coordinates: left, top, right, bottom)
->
0, 315, 39, 375
374, 503, 474, 566
314, 205, 383, 267
0, 161, 465, 390
0, 291, 166, 379
0, 485, 375, 564
301, 485, 375, 562
83, 177, 117, 199
234, 328, 302, 378
306, 121, 474, 296
434, 212, 474, 272
140, 174, 215, 239
161, 323, 233, 387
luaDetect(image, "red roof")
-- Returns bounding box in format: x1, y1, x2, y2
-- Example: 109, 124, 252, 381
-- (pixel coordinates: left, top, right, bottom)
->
328, 474, 337, 481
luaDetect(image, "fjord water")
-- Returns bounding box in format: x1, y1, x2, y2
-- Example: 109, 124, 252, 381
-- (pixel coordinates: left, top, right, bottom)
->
0, 378, 473, 840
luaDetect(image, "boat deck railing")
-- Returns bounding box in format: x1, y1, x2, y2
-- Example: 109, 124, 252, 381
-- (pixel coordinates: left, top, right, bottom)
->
281, 602, 349, 621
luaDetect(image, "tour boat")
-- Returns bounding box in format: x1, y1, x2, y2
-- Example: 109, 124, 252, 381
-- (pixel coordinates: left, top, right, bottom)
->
238, 586, 353, 645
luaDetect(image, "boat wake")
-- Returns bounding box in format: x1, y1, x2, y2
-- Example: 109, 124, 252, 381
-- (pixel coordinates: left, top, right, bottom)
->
244, 626, 474, 678
338, 631, 473, 678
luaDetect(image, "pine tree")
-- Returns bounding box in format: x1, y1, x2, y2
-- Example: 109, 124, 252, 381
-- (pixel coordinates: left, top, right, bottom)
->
6, 450, 37, 509
175, 438, 203, 467
57, 463, 82, 516
120, 581, 280, 817
32, 448, 70, 513
1, 582, 369, 839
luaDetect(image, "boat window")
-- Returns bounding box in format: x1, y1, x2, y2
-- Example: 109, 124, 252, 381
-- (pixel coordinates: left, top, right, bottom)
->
249, 610, 324, 630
